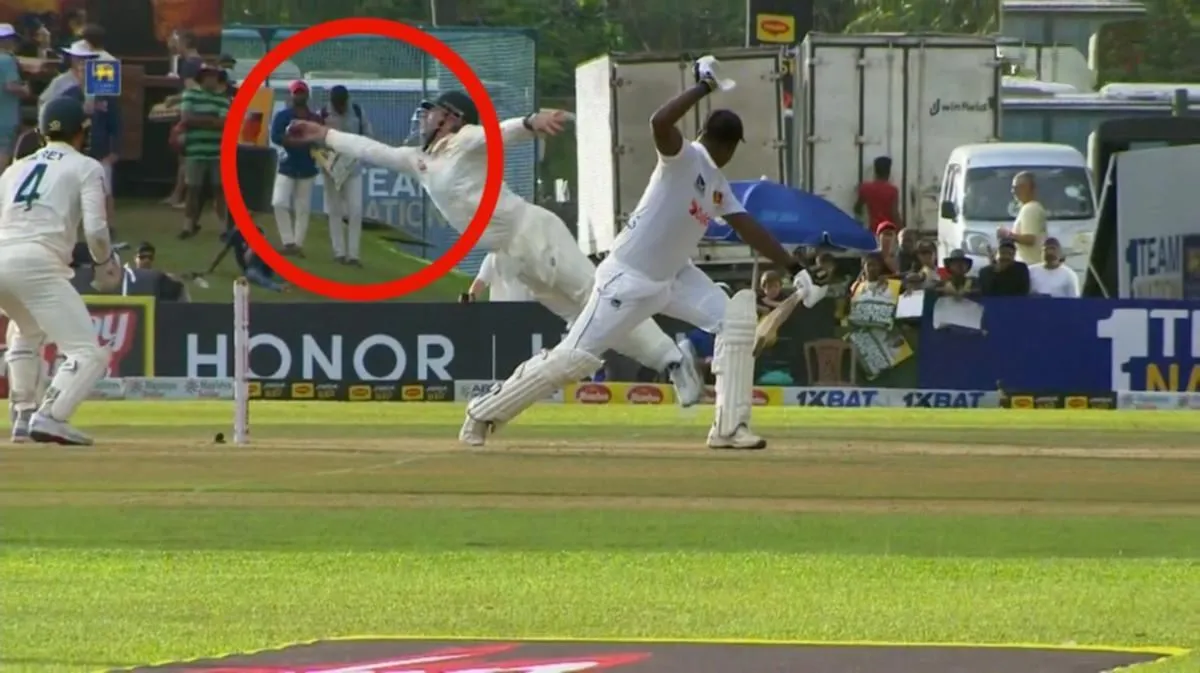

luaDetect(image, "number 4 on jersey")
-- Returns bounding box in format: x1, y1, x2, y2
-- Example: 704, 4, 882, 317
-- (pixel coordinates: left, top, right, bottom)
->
14, 163, 48, 211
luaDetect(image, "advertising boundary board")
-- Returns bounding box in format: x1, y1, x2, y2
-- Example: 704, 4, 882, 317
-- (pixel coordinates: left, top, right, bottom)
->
152, 301, 921, 389
919, 296, 1200, 394
0, 296, 154, 400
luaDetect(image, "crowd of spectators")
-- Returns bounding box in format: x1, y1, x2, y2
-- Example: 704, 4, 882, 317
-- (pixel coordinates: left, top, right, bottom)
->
853, 167, 1081, 300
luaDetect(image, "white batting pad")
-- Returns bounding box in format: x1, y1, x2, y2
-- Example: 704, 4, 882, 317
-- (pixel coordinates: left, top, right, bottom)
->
614, 319, 680, 372
38, 347, 109, 421
712, 289, 757, 437
468, 348, 603, 424
4, 320, 46, 410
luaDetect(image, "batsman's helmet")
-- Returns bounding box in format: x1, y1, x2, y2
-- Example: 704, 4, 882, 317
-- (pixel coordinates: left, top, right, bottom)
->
39, 96, 91, 144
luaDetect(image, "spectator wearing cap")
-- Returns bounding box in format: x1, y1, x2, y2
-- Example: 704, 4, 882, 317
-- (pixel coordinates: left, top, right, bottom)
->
1028, 237, 1080, 298
120, 242, 187, 301
979, 238, 1030, 297
937, 249, 977, 297
38, 39, 97, 110
178, 61, 228, 239
319, 84, 371, 265
875, 220, 901, 276
270, 79, 321, 256
855, 155, 901, 230
0, 23, 29, 168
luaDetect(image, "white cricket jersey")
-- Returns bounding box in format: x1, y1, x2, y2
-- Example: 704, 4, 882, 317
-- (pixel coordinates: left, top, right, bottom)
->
325, 119, 536, 250
610, 141, 745, 281
0, 143, 108, 268
476, 252, 534, 302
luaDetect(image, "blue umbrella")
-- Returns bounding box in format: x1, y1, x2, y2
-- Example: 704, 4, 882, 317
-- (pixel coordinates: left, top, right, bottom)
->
705, 179, 876, 251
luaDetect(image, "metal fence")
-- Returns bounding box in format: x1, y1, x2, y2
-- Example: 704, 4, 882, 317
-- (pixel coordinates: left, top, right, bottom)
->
222, 25, 537, 275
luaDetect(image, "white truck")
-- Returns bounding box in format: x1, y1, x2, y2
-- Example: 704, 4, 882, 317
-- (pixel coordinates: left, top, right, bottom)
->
793, 33, 1004, 234
574, 34, 1004, 259
574, 47, 791, 258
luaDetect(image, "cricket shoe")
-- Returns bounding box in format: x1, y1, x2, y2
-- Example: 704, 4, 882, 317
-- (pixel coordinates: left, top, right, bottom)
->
29, 413, 94, 446
10, 408, 33, 444
458, 414, 491, 447
707, 424, 767, 450
669, 339, 704, 408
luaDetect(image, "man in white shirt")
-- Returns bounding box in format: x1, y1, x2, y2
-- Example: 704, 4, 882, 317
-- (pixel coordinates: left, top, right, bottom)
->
996, 171, 1047, 265
470, 252, 533, 302
1028, 237, 1080, 298
0, 97, 120, 445
285, 93, 700, 412
462, 57, 818, 450
317, 85, 371, 266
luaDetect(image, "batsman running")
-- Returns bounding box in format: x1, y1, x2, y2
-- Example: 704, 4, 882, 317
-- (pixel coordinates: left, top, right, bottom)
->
464, 56, 827, 449
0, 97, 120, 445
284, 93, 705, 434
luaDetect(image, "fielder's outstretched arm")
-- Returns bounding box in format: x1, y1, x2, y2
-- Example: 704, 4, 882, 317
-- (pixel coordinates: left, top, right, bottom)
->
457, 118, 536, 149
456, 112, 571, 152
324, 129, 423, 176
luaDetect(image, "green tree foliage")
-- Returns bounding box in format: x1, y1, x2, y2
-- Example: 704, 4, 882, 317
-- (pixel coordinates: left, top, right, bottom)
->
841, 0, 1000, 33
1097, 0, 1198, 83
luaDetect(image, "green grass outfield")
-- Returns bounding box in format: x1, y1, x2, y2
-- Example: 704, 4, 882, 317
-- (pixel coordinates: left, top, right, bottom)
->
115, 201, 470, 302
2, 403, 1198, 672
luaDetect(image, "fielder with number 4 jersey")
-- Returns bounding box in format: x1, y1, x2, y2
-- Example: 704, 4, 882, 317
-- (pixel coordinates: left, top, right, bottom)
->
0, 97, 120, 445
284, 93, 706, 443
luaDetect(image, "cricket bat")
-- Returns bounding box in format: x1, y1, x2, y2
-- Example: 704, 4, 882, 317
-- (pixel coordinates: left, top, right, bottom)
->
753, 289, 804, 357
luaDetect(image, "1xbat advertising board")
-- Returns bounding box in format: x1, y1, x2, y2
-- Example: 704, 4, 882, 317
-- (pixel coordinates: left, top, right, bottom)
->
920, 297, 1200, 393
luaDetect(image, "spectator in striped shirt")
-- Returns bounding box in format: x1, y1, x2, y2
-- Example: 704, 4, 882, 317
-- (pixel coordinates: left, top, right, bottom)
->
178, 63, 228, 240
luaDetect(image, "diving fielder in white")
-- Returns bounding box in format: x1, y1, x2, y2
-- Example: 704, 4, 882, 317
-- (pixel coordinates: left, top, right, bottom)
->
284, 93, 703, 426
0, 97, 121, 445
464, 58, 817, 449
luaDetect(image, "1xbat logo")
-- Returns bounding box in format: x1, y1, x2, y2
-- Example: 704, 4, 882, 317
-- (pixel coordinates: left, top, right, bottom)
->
157, 643, 650, 673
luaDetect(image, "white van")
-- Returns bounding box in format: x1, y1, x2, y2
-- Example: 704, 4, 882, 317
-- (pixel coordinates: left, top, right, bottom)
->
937, 143, 1097, 277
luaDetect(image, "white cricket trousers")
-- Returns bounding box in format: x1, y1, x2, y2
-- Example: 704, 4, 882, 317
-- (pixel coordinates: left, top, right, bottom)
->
272, 174, 315, 248
324, 172, 364, 260
0, 243, 108, 418
501, 206, 679, 372
558, 258, 729, 358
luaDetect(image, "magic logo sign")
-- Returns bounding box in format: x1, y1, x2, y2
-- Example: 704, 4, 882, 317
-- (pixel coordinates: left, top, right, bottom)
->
1097, 307, 1200, 391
